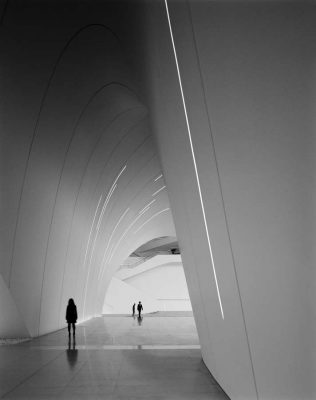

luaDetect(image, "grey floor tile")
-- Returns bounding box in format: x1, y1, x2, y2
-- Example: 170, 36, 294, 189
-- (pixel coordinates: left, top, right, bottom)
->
0, 312, 229, 400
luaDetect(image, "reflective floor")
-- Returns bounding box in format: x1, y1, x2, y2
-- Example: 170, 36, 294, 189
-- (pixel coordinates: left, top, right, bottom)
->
0, 312, 229, 399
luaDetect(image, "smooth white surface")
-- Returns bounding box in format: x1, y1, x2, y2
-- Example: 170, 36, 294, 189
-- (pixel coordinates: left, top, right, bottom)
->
165, 0, 224, 320
0, 4, 176, 338
109, 255, 192, 312
125, 265, 191, 305
136, 1, 315, 399
103, 276, 159, 314
0, 2, 315, 400
0, 275, 29, 338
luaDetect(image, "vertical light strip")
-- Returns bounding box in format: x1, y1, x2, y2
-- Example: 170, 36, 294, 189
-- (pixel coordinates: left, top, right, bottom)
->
164, 0, 224, 319
133, 208, 170, 234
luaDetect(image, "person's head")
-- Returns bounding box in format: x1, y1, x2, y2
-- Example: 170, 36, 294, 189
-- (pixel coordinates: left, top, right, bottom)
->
139, 301, 141, 304
68, 298, 75, 306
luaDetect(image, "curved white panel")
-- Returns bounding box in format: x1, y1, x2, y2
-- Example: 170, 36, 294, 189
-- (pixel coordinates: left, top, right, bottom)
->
0, 275, 29, 338
1, 2, 314, 400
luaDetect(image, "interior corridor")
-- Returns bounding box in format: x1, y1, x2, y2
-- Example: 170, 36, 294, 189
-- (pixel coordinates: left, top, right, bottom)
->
0, 312, 229, 400
1, 1, 315, 399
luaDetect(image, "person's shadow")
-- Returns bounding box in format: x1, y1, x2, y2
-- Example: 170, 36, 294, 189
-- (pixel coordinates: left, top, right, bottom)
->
137, 316, 143, 326
66, 339, 78, 369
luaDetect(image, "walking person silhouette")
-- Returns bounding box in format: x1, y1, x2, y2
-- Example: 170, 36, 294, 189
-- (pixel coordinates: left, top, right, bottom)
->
66, 298, 77, 340
137, 301, 143, 318
132, 303, 136, 316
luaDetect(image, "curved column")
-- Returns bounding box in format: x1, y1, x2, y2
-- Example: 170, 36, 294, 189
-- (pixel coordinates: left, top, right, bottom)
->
138, 1, 315, 399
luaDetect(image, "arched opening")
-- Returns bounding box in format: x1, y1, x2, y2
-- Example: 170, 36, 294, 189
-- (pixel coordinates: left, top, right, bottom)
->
103, 236, 192, 314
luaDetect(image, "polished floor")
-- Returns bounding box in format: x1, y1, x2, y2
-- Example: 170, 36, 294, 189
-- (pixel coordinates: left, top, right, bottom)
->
0, 312, 229, 399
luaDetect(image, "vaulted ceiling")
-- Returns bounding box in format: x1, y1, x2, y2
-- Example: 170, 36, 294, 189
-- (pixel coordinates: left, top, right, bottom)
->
1, 3, 176, 337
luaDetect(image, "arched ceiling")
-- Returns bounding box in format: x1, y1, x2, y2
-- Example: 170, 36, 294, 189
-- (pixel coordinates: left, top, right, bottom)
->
1, 4, 176, 336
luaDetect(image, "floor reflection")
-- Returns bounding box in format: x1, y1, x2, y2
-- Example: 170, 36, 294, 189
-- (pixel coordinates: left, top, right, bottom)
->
0, 313, 230, 400
66, 339, 78, 369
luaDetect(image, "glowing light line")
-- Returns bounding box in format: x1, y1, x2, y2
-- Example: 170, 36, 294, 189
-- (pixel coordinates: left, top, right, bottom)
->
83, 165, 126, 318
98, 207, 130, 281
89, 164, 126, 264
133, 208, 170, 234
89, 185, 117, 266
107, 210, 149, 264
103, 198, 156, 269
104, 244, 115, 267
114, 165, 127, 186
139, 199, 156, 214
154, 174, 163, 181
96, 165, 126, 232
82, 195, 102, 278
96, 184, 117, 231
165, 0, 224, 319
83, 184, 117, 318
138, 206, 150, 217
152, 185, 166, 197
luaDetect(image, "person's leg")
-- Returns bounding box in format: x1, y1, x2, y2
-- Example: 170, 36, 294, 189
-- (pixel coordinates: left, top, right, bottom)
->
72, 323, 76, 336
68, 323, 71, 337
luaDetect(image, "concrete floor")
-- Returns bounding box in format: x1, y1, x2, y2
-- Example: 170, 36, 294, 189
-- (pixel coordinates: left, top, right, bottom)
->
0, 312, 230, 399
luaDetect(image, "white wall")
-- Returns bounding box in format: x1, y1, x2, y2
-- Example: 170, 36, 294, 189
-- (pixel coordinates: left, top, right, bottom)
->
105, 255, 192, 313
125, 263, 191, 311
134, 1, 315, 399
0, 275, 29, 338
0, 1, 176, 337
1, 2, 315, 399
103, 277, 159, 314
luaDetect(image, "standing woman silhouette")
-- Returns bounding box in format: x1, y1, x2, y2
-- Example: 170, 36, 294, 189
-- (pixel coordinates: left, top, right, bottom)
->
66, 298, 78, 338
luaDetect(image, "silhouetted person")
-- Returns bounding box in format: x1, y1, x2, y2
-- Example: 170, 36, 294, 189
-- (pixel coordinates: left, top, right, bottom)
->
132, 303, 136, 316
137, 301, 143, 318
66, 298, 77, 339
